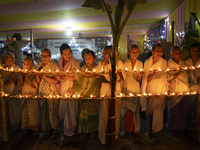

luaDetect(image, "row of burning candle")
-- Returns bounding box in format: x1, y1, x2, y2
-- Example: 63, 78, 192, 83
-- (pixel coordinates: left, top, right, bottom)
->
2, 91, 197, 99
1, 65, 200, 75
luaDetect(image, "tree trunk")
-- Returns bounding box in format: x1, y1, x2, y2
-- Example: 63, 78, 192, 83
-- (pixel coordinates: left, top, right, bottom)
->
106, 43, 118, 148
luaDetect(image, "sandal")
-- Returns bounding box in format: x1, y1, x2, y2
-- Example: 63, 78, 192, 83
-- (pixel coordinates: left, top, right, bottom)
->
50, 129, 58, 138
22, 128, 31, 134
144, 132, 152, 138
120, 132, 126, 138
135, 132, 142, 138
45, 131, 51, 136
33, 131, 40, 136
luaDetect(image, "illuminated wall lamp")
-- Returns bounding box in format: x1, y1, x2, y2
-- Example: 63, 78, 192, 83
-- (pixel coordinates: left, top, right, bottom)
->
66, 27, 72, 36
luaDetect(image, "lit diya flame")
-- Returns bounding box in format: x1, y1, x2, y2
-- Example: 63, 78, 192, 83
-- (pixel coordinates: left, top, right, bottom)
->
186, 92, 190, 95
164, 92, 168, 95
158, 67, 161, 71
120, 93, 122, 97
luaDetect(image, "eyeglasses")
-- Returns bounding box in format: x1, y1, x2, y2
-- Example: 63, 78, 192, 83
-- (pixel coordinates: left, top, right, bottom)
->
130, 51, 139, 54
41, 55, 50, 58
154, 51, 163, 53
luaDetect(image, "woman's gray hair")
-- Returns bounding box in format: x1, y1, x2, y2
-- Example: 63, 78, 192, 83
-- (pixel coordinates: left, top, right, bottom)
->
5, 53, 15, 62
41, 48, 51, 56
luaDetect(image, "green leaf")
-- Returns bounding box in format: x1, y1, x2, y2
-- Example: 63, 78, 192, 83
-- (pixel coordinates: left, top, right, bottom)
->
115, 0, 125, 30
124, 0, 146, 12
101, 1, 116, 37
102, 2, 112, 13
82, 0, 102, 10
114, 0, 140, 42
138, 0, 146, 4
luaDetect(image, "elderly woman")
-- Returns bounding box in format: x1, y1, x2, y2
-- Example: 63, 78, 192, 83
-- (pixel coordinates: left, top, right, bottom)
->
185, 44, 200, 132
141, 44, 168, 138
58, 43, 80, 136
36, 48, 60, 138
2, 53, 21, 127
121, 45, 143, 138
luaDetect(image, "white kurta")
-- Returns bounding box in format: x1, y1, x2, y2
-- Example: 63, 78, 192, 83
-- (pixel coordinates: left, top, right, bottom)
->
96, 59, 124, 145
2, 64, 21, 125
122, 59, 143, 133
58, 57, 80, 136
167, 59, 189, 110
141, 56, 168, 133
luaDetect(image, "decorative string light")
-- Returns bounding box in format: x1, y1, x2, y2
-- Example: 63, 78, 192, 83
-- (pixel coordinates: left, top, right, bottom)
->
1, 66, 200, 75
2, 91, 198, 100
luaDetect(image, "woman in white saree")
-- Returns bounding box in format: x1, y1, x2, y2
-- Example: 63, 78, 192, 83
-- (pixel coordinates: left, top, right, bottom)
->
2, 53, 21, 126
141, 44, 168, 138
121, 45, 143, 137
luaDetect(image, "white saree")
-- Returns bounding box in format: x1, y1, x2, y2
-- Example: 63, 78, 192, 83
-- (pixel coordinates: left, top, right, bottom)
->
122, 59, 143, 133
2, 64, 21, 125
96, 59, 124, 145
167, 59, 189, 110
20, 67, 40, 130
141, 56, 168, 133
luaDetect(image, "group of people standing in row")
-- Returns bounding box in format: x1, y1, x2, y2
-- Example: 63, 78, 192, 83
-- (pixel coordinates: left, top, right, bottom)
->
2, 43, 200, 145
